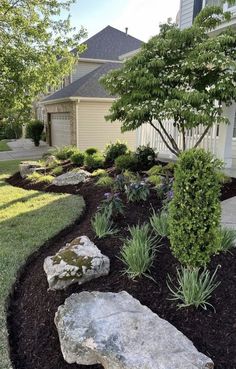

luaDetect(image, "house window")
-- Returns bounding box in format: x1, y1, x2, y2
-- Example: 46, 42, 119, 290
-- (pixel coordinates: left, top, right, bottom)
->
233, 110, 236, 138
205, 0, 222, 6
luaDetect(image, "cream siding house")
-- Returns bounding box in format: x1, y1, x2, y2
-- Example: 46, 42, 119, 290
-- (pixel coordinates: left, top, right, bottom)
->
41, 26, 142, 151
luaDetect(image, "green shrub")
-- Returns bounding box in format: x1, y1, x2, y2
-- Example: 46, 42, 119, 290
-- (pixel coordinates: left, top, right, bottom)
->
51, 165, 63, 176
150, 210, 169, 238
218, 171, 232, 184
135, 145, 157, 170
27, 172, 54, 184
105, 141, 128, 164
95, 175, 114, 187
169, 149, 222, 267
84, 153, 105, 170
91, 169, 107, 177
91, 210, 117, 239
55, 146, 77, 160
0, 120, 22, 139
148, 175, 162, 187
70, 151, 85, 166
115, 153, 138, 172
147, 165, 163, 176
219, 227, 236, 253
167, 267, 220, 310
26, 120, 44, 146
85, 147, 98, 155
120, 224, 157, 279
125, 180, 150, 202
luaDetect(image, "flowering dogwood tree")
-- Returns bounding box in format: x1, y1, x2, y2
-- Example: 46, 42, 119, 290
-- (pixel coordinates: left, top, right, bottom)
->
101, 6, 236, 156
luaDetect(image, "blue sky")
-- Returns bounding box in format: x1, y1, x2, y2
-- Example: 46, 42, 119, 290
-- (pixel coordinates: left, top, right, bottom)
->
63, 0, 180, 42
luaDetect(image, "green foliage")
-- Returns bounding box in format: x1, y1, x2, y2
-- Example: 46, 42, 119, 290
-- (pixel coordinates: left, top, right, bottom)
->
0, 120, 22, 140
105, 141, 128, 164
219, 227, 236, 253
99, 192, 125, 217
167, 267, 220, 310
115, 153, 138, 172
70, 151, 85, 166
120, 224, 158, 279
218, 171, 232, 185
27, 172, 54, 184
150, 210, 169, 238
84, 153, 105, 170
51, 166, 63, 176
0, 0, 86, 124
26, 120, 44, 146
91, 210, 117, 239
147, 165, 163, 176
135, 145, 157, 170
148, 175, 162, 187
101, 6, 236, 155
55, 146, 77, 160
91, 169, 107, 177
125, 179, 150, 202
95, 175, 114, 187
169, 149, 222, 267
85, 147, 98, 155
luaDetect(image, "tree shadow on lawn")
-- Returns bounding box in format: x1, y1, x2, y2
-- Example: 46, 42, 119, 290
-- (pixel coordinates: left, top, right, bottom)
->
0, 191, 43, 211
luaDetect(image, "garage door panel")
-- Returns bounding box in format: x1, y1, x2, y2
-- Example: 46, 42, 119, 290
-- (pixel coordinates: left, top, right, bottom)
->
51, 113, 71, 147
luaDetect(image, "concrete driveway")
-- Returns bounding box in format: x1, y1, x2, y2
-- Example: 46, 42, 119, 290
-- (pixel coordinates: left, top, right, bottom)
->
0, 139, 50, 161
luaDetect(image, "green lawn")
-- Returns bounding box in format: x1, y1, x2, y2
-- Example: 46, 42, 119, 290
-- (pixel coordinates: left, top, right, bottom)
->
0, 161, 85, 369
0, 140, 11, 151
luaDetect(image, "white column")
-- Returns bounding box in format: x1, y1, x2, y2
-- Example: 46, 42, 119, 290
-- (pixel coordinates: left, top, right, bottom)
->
217, 103, 235, 168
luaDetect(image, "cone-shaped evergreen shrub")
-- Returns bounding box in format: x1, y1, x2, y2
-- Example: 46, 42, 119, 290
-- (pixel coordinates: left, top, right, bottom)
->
169, 149, 222, 267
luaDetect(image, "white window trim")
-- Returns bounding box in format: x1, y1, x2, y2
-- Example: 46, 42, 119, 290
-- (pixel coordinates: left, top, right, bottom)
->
202, 0, 236, 13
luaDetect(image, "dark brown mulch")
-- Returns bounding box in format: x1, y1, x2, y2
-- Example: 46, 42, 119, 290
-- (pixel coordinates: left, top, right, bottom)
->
6, 174, 236, 369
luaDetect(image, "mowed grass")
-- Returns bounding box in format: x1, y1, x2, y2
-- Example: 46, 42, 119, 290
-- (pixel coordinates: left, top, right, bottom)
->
0, 161, 85, 369
0, 140, 11, 151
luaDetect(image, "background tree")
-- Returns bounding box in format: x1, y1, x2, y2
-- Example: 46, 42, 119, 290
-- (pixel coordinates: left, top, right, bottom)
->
0, 0, 86, 125
101, 6, 236, 156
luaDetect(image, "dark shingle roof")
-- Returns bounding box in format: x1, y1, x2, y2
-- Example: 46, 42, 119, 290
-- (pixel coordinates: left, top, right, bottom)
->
44, 62, 122, 101
74, 25, 142, 61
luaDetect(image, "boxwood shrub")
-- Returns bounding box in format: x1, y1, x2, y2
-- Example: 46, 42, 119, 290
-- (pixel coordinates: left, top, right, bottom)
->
84, 153, 105, 170
85, 147, 98, 155
105, 141, 128, 164
115, 153, 138, 172
168, 149, 222, 267
70, 151, 85, 166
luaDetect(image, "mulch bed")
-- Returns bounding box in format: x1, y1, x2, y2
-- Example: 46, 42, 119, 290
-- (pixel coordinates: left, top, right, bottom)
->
6, 173, 236, 369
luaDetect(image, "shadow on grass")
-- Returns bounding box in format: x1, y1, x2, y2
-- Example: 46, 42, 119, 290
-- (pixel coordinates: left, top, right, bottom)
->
0, 191, 43, 211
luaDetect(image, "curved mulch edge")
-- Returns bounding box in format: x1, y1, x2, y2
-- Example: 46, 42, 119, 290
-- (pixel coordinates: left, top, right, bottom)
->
5, 172, 236, 369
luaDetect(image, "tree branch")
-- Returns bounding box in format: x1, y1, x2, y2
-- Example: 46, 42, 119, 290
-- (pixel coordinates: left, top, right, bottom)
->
149, 121, 179, 156
157, 119, 180, 154
193, 125, 211, 148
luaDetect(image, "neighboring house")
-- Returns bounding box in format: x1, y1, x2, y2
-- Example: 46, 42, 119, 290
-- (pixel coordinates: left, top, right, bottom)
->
39, 26, 142, 150
138, 0, 236, 168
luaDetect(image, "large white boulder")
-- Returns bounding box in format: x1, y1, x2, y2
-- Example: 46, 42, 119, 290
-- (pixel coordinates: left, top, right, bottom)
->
52, 169, 90, 186
44, 236, 110, 290
55, 291, 214, 369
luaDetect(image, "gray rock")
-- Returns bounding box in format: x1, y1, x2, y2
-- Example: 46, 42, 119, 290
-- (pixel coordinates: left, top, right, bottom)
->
44, 236, 110, 290
52, 169, 90, 186
45, 155, 58, 167
55, 291, 214, 369
19, 161, 43, 178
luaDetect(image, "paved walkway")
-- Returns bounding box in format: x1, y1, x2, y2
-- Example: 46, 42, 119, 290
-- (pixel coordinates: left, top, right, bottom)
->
221, 197, 236, 229
0, 139, 49, 161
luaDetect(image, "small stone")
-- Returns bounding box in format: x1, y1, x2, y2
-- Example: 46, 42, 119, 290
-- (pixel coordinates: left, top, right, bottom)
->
55, 291, 214, 369
44, 236, 110, 290
19, 161, 43, 178
52, 170, 90, 186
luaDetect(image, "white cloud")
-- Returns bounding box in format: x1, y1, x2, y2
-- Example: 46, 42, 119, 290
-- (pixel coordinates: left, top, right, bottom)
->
112, 0, 180, 41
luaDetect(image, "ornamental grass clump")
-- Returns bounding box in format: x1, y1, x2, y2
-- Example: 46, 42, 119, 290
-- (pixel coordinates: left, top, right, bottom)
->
120, 224, 158, 279
167, 267, 220, 310
169, 149, 222, 267
91, 210, 117, 239
219, 227, 236, 253
150, 210, 169, 238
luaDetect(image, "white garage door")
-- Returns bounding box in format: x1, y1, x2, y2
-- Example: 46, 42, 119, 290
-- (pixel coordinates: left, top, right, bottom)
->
51, 113, 71, 147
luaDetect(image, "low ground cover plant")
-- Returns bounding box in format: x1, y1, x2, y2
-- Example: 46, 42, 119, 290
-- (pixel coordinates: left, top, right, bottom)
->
99, 192, 124, 217
27, 172, 54, 184
167, 267, 220, 310
51, 165, 63, 176
91, 169, 107, 177
125, 179, 150, 202
105, 141, 128, 164
95, 175, 114, 187
169, 149, 222, 267
120, 224, 158, 280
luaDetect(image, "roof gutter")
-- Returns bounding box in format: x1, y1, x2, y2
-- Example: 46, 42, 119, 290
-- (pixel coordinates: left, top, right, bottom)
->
42, 96, 116, 105
79, 57, 123, 64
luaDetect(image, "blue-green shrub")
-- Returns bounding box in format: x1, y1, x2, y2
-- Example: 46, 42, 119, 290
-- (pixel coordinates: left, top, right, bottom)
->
168, 149, 222, 267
